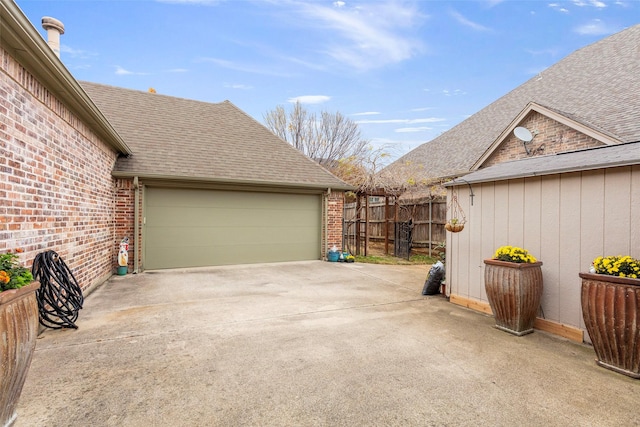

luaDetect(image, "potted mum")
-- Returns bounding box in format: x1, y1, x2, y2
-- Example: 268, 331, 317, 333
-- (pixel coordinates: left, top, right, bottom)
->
484, 246, 543, 336
0, 250, 40, 427
580, 255, 640, 378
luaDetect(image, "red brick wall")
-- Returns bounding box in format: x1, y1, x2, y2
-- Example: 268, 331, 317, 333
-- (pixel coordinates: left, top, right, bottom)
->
322, 191, 344, 257
114, 179, 134, 272
113, 178, 145, 272
483, 111, 606, 168
1, 46, 119, 292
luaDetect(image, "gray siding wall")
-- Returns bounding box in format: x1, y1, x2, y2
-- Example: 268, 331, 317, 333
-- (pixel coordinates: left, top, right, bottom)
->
446, 165, 640, 340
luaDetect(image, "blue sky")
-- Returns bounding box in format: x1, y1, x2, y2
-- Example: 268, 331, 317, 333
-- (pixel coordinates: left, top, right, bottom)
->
15, 0, 640, 162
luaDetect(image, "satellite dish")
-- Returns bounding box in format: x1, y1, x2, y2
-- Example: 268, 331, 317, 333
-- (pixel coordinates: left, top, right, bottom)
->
514, 126, 533, 143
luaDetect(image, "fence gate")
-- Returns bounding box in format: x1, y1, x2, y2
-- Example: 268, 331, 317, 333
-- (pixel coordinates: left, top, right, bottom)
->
394, 220, 413, 260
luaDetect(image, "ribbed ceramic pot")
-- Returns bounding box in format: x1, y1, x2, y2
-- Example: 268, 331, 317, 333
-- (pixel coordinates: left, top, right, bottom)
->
580, 272, 640, 379
484, 259, 543, 336
0, 281, 40, 427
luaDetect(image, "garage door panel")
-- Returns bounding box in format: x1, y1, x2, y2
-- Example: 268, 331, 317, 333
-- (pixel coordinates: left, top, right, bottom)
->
147, 206, 316, 228
145, 188, 321, 269
147, 225, 319, 247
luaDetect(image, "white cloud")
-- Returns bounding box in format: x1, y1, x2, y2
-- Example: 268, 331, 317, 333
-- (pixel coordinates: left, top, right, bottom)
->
167, 68, 188, 73
442, 89, 467, 96
574, 19, 618, 35
288, 95, 331, 104
352, 111, 381, 116
198, 57, 293, 77
395, 127, 432, 133
572, 0, 607, 7
548, 3, 570, 12
224, 83, 253, 90
60, 45, 97, 59
292, 1, 426, 70
114, 66, 148, 75
449, 9, 492, 32
356, 117, 445, 125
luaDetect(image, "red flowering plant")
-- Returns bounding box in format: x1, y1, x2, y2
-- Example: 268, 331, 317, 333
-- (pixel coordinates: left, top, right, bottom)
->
0, 249, 33, 292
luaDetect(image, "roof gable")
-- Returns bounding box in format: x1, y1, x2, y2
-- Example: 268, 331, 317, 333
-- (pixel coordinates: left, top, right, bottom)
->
388, 24, 640, 181
81, 82, 351, 190
472, 102, 621, 169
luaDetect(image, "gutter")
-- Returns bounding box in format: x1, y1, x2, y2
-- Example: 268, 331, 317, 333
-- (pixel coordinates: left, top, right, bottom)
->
111, 171, 355, 192
446, 158, 640, 187
0, 0, 131, 155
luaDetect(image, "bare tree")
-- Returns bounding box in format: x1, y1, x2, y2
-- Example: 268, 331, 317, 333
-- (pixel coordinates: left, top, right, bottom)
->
263, 102, 370, 171
264, 102, 443, 197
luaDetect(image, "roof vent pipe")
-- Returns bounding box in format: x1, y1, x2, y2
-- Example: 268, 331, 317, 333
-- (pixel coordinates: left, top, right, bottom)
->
41, 17, 65, 58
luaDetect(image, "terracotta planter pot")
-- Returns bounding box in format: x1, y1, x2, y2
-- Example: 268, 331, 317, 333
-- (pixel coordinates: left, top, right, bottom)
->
579, 272, 640, 378
484, 259, 543, 336
0, 281, 40, 427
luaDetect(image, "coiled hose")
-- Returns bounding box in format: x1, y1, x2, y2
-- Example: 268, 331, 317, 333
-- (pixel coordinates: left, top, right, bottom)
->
32, 250, 84, 329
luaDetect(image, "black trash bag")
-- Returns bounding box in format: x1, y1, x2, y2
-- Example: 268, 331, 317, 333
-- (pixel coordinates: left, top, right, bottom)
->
422, 261, 445, 295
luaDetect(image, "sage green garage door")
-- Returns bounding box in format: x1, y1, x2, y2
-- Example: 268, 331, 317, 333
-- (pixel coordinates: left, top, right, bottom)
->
145, 188, 321, 269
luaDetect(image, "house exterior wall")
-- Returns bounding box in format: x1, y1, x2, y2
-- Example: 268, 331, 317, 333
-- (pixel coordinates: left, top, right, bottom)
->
1, 46, 119, 292
446, 165, 640, 342
114, 178, 142, 272
323, 191, 344, 256
483, 112, 606, 167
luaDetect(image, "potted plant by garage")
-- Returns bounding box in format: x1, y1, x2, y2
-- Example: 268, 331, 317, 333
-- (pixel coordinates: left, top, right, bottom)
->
484, 246, 543, 336
0, 250, 40, 427
580, 255, 640, 378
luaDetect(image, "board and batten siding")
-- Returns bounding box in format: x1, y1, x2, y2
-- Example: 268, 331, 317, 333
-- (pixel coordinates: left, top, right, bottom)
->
447, 165, 640, 342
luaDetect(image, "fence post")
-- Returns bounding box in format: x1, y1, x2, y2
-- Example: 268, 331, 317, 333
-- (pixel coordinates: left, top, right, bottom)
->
428, 198, 432, 257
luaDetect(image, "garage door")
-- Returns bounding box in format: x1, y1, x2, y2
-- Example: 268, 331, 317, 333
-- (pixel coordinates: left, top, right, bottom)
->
145, 187, 322, 269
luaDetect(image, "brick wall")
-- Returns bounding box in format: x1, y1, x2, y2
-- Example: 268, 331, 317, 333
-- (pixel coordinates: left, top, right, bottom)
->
1, 46, 119, 292
483, 111, 606, 168
113, 178, 145, 272
322, 191, 344, 257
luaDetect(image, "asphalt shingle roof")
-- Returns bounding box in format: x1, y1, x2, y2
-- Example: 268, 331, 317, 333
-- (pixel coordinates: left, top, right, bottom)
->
389, 24, 640, 181
81, 82, 351, 190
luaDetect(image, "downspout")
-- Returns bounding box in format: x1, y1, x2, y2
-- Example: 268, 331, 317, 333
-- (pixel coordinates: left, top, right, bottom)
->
133, 176, 140, 274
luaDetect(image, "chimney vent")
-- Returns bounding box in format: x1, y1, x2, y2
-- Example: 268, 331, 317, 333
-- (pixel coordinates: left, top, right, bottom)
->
41, 17, 65, 58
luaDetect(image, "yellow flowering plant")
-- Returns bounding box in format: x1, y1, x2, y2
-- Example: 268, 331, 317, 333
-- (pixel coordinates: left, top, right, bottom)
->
0, 250, 33, 292
493, 246, 537, 264
592, 255, 640, 279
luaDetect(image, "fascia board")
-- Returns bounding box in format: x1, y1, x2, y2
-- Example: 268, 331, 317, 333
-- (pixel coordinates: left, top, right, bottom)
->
111, 171, 356, 192
0, 0, 131, 155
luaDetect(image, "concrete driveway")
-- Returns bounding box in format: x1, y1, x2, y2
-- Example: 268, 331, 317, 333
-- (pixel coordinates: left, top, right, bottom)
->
15, 261, 640, 426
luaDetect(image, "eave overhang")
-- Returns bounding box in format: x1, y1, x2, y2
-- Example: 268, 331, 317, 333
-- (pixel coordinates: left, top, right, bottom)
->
0, 0, 131, 155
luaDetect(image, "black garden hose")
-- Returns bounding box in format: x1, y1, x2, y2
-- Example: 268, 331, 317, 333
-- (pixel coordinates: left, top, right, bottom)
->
32, 250, 83, 329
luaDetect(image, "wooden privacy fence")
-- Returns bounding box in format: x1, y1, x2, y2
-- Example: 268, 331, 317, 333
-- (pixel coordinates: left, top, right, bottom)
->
343, 197, 446, 257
